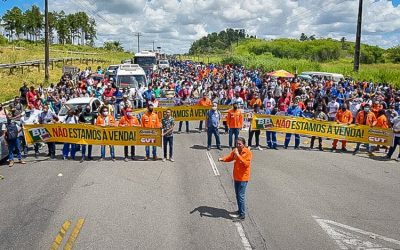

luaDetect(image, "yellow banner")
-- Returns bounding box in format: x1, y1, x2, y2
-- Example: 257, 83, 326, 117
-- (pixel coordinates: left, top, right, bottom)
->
23, 124, 162, 146
252, 114, 394, 146
154, 105, 231, 121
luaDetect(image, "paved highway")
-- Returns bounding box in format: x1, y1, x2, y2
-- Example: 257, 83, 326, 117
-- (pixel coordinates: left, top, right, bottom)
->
0, 125, 399, 250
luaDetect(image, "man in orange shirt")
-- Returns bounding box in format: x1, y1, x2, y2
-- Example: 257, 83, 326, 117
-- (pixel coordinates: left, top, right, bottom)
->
219, 137, 253, 221
353, 103, 377, 155
119, 108, 141, 161
96, 106, 116, 161
332, 103, 353, 152
141, 102, 161, 160
226, 101, 244, 149
197, 92, 212, 132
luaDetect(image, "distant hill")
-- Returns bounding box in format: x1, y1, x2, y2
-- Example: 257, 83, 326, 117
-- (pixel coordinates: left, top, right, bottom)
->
189, 30, 400, 64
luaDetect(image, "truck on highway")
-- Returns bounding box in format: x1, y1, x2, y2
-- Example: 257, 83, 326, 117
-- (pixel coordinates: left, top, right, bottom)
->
115, 64, 148, 89
133, 51, 157, 75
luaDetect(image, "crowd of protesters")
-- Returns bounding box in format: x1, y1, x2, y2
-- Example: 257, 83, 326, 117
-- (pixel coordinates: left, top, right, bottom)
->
1, 60, 400, 171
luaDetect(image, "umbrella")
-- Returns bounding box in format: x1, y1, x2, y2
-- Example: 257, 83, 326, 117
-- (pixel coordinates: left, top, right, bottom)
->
267, 70, 294, 78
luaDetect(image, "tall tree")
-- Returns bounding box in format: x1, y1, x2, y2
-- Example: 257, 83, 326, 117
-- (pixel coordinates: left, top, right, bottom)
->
2, 7, 24, 41
55, 11, 69, 44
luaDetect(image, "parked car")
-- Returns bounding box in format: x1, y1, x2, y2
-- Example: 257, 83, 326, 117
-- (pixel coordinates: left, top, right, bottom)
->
58, 97, 102, 123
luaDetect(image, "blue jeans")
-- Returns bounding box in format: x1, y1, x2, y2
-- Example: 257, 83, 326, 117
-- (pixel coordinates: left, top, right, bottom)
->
387, 136, 400, 158
145, 146, 157, 158
63, 143, 76, 159
285, 133, 300, 148
81, 144, 92, 158
207, 127, 221, 148
266, 131, 277, 148
7, 138, 22, 161
101, 145, 115, 159
229, 128, 240, 148
163, 136, 173, 158
234, 181, 248, 217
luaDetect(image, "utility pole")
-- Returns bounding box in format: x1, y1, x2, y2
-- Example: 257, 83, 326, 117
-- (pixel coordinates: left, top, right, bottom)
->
134, 32, 142, 53
353, 0, 363, 72
44, 0, 50, 82
152, 41, 155, 51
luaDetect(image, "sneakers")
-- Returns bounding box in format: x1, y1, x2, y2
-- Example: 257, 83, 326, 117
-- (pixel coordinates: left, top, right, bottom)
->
232, 215, 245, 222
318, 146, 323, 151
162, 158, 166, 162
18, 160, 26, 164
144, 157, 149, 161
217, 147, 223, 151
153, 156, 158, 161
111, 158, 116, 162
330, 147, 336, 152
170, 158, 175, 162
207, 147, 211, 151
257, 146, 263, 151
8, 160, 14, 167
124, 158, 129, 162
80, 158, 85, 163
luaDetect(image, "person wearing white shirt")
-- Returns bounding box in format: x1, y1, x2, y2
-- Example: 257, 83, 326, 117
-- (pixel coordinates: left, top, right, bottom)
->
231, 93, 244, 107
20, 108, 40, 158
263, 92, 276, 114
136, 84, 146, 108
62, 109, 79, 160
327, 97, 340, 121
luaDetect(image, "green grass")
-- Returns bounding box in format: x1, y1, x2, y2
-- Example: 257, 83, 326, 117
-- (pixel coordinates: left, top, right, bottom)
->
0, 42, 133, 103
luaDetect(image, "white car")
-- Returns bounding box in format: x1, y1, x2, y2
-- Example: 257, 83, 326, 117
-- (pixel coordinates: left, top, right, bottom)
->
58, 97, 102, 123
158, 59, 170, 69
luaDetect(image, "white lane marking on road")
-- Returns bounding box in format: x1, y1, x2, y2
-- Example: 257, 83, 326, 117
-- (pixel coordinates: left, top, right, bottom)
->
234, 222, 253, 250
206, 151, 220, 176
313, 216, 400, 250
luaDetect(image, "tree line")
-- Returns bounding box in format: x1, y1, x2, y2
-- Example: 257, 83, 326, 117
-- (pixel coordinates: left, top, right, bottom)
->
189, 28, 250, 54
1, 5, 96, 46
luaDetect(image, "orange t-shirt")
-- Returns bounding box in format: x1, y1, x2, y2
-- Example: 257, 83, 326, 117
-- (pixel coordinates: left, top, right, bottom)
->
226, 109, 243, 129
376, 115, 388, 129
95, 115, 115, 126
249, 98, 262, 108
119, 116, 140, 127
336, 110, 353, 124
222, 147, 253, 181
141, 111, 161, 128
198, 98, 212, 106
356, 111, 377, 126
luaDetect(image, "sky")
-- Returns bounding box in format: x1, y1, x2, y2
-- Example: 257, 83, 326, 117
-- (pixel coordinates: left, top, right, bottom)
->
1, 0, 400, 54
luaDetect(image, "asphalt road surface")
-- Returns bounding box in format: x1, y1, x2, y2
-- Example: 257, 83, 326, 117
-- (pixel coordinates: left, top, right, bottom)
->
0, 124, 399, 250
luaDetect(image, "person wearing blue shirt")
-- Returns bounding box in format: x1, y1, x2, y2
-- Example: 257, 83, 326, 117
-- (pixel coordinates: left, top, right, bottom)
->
142, 85, 154, 104
284, 101, 304, 149
205, 103, 222, 151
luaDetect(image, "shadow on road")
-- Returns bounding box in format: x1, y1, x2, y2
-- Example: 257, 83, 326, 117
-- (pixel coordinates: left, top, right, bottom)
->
190, 206, 234, 220
190, 145, 208, 150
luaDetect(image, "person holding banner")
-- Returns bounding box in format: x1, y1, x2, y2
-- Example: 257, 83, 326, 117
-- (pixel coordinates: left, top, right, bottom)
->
119, 108, 141, 161
178, 95, 190, 133
206, 103, 222, 151
96, 106, 116, 161
353, 103, 377, 155
284, 100, 304, 149
141, 102, 161, 160
198, 93, 212, 132
62, 109, 79, 160
79, 105, 96, 162
248, 104, 263, 150
331, 103, 353, 152
227, 101, 244, 149
39, 104, 58, 159
386, 115, 400, 161
310, 106, 328, 151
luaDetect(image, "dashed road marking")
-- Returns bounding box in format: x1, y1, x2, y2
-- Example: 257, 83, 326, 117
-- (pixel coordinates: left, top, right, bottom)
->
51, 220, 71, 250
234, 222, 253, 250
64, 218, 85, 250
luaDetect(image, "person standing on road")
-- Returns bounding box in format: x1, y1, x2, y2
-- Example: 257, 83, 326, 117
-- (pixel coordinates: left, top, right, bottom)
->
39, 104, 58, 159
310, 106, 328, 151
248, 104, 263, 150
353, 103, 377, 155
2, 117, 26, 167
218, 137, 253, 221
386, 115, 400, 161
141, 102, 161, 160
62, 109, 79, 160
20, 107, 40, 158
284, 101, 304, 149
119, 108, 141, 161
161, 109, 175, 162
79, 105, 96, 162
198, 93, 212, 132
206, 103, 222, 151
331, 103, 353, 152
227, 101, 244, 149
96, 106, 116, 161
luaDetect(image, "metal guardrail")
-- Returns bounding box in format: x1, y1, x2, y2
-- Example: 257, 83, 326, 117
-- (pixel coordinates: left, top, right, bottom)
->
0, 57, 110, 70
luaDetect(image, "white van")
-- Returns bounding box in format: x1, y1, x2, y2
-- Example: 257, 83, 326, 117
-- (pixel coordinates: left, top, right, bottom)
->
115, 64, 148, 89
158, 59, 170, 69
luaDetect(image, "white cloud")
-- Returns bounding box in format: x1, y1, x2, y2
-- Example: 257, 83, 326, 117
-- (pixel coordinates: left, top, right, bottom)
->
48, 0, 400, 53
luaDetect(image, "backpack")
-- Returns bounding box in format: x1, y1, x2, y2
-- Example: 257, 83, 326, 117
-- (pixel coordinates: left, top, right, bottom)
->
6, 122, 18, 141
